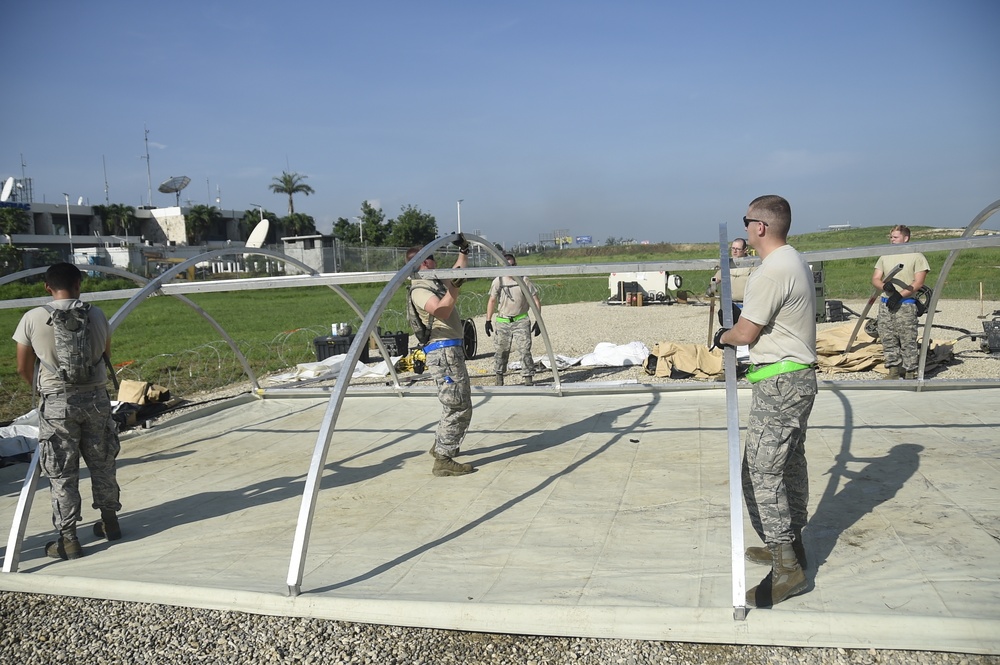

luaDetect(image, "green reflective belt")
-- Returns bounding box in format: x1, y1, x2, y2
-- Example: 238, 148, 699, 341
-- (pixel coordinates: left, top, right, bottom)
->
496, 313, 529, 323
745, 360, 814, 384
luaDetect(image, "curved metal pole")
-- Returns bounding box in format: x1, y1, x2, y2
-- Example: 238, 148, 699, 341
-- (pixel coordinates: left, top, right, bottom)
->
917, 198, 1000, 381
285, 232, 558, 595
286, 238, 451, 595
324, 283, 403, 392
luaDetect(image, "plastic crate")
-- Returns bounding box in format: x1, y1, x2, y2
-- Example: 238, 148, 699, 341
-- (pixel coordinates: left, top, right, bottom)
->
314, 334, 355, 361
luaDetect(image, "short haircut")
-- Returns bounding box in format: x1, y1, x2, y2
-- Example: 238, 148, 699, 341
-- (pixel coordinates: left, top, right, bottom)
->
748, 194, 792, 238
45, 262, 82, 291
503, 253, 516, 263
731, 238, 748, 251
406, 245, 424, 262
891, 225, 911, 239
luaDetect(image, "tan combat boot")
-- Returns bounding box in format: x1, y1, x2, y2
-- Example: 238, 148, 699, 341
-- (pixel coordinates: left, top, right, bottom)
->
432, 457, 475, 477
745, 529, 806, 568
746, 543, 807, 608
46, 527, 83, 560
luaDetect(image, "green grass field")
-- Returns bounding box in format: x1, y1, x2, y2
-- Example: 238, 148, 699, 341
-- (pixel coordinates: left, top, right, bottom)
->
0, 224, 995, 421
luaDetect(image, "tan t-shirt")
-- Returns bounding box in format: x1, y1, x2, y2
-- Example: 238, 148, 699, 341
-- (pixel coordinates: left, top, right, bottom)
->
410, 279, 463, 342
13, 299, 111, 394
874, 252, 930, 291
739, 245, 817, 366
489, 276, 539, 318
711, 265, 755, 302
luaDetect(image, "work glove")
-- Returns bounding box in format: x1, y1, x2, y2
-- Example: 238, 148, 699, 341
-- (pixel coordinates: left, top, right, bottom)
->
452, 233, 470, 254
882, 281, 897, 295
532, 321, 541, 337
484, 320, 493, 337
710, 327, 733, 352
885, 291, 903, 313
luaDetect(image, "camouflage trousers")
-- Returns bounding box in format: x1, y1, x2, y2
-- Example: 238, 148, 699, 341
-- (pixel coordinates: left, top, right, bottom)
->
877, 301, 919, 370
493, 317, 533, 377
427, 345, 473, 458
742, 368, 816, 547
38, 388, 122, 532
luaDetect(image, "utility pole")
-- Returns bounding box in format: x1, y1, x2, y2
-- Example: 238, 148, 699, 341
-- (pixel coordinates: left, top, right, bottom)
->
141, 124, 153, 207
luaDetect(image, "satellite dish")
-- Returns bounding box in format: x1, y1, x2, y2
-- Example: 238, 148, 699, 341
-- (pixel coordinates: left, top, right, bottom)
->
158, 175, 191, 206
0, 177, 12, 203
243, 219, 269, 257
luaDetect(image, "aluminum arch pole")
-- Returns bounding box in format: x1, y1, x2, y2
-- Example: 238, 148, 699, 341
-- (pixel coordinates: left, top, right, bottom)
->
917, 198, 1000, 382
286, 238, 455, 595
718, 223, 747, 620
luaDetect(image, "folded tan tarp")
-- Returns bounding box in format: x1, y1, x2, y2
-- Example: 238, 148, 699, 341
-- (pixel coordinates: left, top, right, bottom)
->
644, 342, 723, 379
117, 380, 171, 405
817, 322, 954, 375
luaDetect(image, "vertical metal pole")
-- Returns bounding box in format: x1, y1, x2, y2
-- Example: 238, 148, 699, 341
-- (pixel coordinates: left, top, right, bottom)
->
718, 223, 747, 620
457, 199, 463, 234
63, 193, 75, 260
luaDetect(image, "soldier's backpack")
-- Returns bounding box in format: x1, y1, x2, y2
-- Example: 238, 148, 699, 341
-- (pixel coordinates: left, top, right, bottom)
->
407, 280, 447, 346
42, 301, 104, 386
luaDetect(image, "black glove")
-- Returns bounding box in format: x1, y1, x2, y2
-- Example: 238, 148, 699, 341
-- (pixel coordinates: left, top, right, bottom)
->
885, 291, 903, 313
532, 321, 541, 337
484, 320, 493, 337
710, 327, 733, 351
882, 281, 897, 295
452, 233, 470, 254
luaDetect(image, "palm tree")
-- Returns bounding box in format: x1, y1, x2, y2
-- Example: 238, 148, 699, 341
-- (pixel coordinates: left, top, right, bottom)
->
269, 171, 315, 215
104, 203, 137, 235
185, 205, 222, 245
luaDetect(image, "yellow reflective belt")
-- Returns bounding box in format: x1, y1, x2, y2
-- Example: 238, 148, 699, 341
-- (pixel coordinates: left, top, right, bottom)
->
745, 361, 813, 384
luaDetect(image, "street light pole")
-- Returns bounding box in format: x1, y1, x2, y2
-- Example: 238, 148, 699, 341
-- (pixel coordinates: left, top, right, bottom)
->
353, 216, 367, 271
62, 193, 74, 261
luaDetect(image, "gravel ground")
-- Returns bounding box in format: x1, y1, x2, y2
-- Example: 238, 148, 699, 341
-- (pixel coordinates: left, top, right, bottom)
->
3, 298, 998, 664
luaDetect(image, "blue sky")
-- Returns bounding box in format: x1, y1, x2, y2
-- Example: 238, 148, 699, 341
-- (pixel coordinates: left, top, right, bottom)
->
2, 1, 998, 246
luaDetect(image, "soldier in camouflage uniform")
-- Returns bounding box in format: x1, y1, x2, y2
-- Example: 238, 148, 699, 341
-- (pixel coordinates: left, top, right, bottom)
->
872, 225, 930, 379
13, 263, 122, 560
407, 241, 476, 477
713, 196, 817, 608
484, 254, 541, 386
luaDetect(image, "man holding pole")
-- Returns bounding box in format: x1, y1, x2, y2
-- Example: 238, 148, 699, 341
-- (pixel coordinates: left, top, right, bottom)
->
712, 195, 816, 607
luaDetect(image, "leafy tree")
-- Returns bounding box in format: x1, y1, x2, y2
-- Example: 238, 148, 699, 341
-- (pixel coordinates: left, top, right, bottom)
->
0, 208, 30, 236
282, 212, 317, 236
387, 205, 438, 247
0, 244, 24, 275
358, 200, 389, 246
185, 205, 222, 244
332, 216, 358, 243
95, 203, 137, 235
268, 171, 315, 215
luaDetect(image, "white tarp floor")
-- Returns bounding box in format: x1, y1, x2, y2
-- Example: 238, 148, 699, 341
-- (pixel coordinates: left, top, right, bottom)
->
1, 386, 998, 654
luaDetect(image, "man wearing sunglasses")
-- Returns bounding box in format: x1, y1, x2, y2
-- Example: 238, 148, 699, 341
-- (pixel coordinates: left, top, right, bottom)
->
711, 195, 817, 608
407, 237, 475, 477
871, 225, 929, 380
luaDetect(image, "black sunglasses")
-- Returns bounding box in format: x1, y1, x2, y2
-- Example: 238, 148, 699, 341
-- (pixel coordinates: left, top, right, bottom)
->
743, 217, 768, 229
